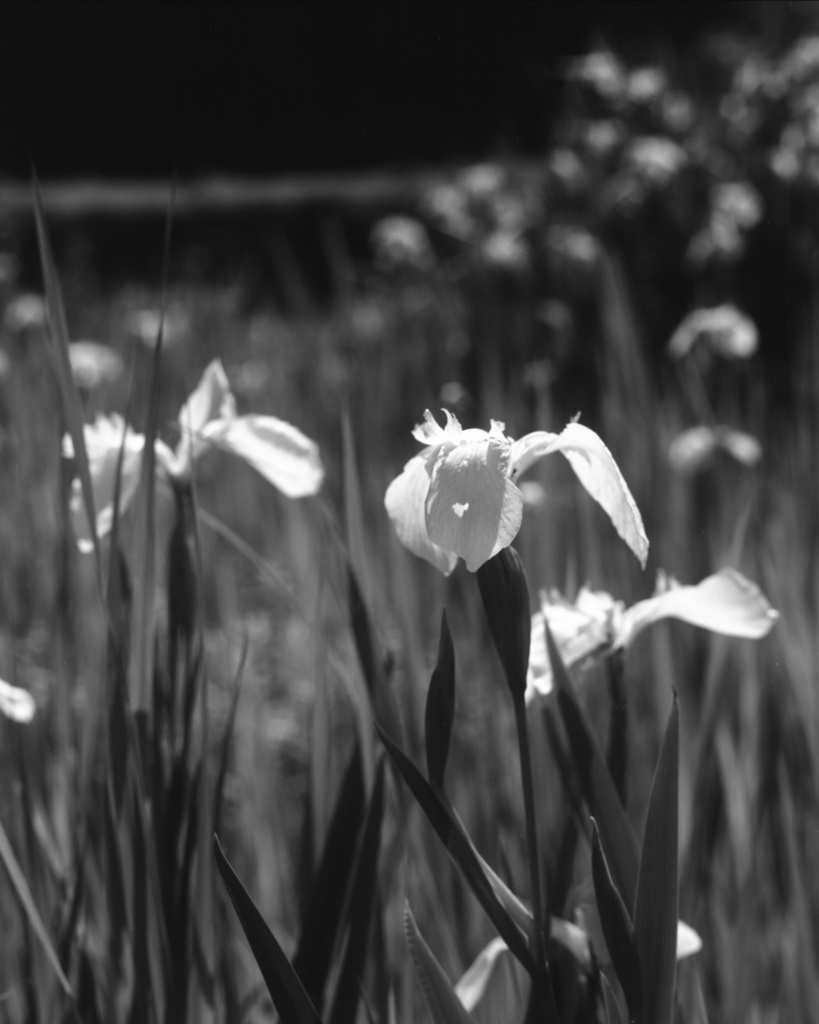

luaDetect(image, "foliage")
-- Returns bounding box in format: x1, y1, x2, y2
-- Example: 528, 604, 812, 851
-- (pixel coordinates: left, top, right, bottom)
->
0, 17, 817, 1024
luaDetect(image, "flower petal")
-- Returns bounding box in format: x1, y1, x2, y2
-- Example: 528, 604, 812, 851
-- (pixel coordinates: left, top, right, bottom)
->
208, 415, 324, 497
175, 360, 238, 473
385, 454, 458, 575
677, 921, 703, 960
0, 678, 35, 723
511, 423, 649, 568
426, 429, 523, 572
178, 359, 236, 437
411, 408, 462, 446
455, 937, 511, 1012
64, 415, 145, 550
619, 568, 779, 648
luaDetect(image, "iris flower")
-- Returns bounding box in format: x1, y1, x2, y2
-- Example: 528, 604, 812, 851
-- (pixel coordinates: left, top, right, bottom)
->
385, 410, 648, 574
64, 360, 324, 552
526, 568, 779, 700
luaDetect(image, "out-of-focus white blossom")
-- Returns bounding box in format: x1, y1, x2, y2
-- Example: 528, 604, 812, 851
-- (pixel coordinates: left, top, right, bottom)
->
370, 216, 434, 271
68, 341, 125, 389
3, 294, 47, 333
669, 426, 762, 474
668, 305, 758, 359
64, 360, 324, 552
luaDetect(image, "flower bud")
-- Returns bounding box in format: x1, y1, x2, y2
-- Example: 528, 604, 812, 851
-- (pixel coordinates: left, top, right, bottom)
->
476, 546, 532, 698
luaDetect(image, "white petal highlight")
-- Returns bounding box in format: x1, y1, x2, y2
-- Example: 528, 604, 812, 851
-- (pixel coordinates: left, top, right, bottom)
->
455, 937, 511, 1012
176, 359, 237, 473
0, 679, 35, 723
178, 359, 236, 437
210, 415, 324, 497
426, 428, 523, 572
677, 920, 703, 960
512, 424, 649, 568
65, 415, 145, 549
619, 569, 779, 648
385, 454, 458, 575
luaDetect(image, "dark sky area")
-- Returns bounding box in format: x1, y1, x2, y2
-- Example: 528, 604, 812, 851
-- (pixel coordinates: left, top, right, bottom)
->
1, 1, 765, 179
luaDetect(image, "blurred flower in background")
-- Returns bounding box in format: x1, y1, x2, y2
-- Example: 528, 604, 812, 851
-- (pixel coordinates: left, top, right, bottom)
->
68, 341, 125, 390
63, 359, 324, 551
370, 216, 435, 272
668, 304, 758, 360
527, 568, 778, 700
669, 425, 762, 474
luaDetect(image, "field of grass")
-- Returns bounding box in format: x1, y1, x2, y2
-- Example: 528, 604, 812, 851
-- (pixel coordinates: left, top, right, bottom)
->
1, 22, 819, 1024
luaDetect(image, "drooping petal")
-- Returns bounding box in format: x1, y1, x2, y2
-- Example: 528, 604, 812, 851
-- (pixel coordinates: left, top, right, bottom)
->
619, 568, 779, 649
207, 415, 324, 498
384, 454, 458, 575
0, 678, 36, 723
64, 415, 146, 552
426, 428, 523, 572
511, 423, 649, 568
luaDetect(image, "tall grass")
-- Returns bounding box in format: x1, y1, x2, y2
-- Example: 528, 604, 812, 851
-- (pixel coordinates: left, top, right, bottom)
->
1, 22, 819, 1024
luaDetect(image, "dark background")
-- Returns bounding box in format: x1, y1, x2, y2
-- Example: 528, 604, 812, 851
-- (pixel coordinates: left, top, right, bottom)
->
1, 0, 768, 179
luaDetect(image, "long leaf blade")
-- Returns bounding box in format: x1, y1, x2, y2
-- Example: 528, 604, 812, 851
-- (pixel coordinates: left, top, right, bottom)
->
425, 609, 456, 790
0, 815, 73, 998
548, 626, 639, 910
590, 820, 641, 1020
213, 834, 324, 1024
403, 903, 474, 1024
328, 758, 386, 1024
32, 176, 104, 599
376, 723, 532, 971
634, 696, 679, 1024
294, 744, 366, 1009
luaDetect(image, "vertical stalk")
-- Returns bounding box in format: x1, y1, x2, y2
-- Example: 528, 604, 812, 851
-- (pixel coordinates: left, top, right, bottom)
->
513, 691, 545, 968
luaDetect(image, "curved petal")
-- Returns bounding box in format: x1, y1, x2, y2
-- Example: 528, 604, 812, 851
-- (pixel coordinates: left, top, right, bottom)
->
385, 454, 458, 575
65, 415, 145, 551
619, 568, 779, 648
411, 408, 462, 446
426, 430, 523, 572
176, 359, 237, 472
511, 423, 649, 568
208, 414, 324, 497
178, 359, 236, 436
0, 678, 36, 723
454, 937, 511, 1012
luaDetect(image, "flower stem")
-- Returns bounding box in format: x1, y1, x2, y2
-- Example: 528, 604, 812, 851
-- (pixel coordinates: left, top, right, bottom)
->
513, 691, 545, 969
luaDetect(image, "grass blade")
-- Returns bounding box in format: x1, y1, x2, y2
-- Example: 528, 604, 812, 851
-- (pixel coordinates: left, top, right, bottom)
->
327, 757, 386, 1024
213, 834, 324, 1024
548, 626, 639, 910
590, 820, 641, 1021
376, 722, 533, 971
294, 744, 366, 1010
425, 609, 456, 791
0, 815, 73, 999
634, 696, 679, 1024
32, 174, 104, 600
403, 902, 474, 1024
